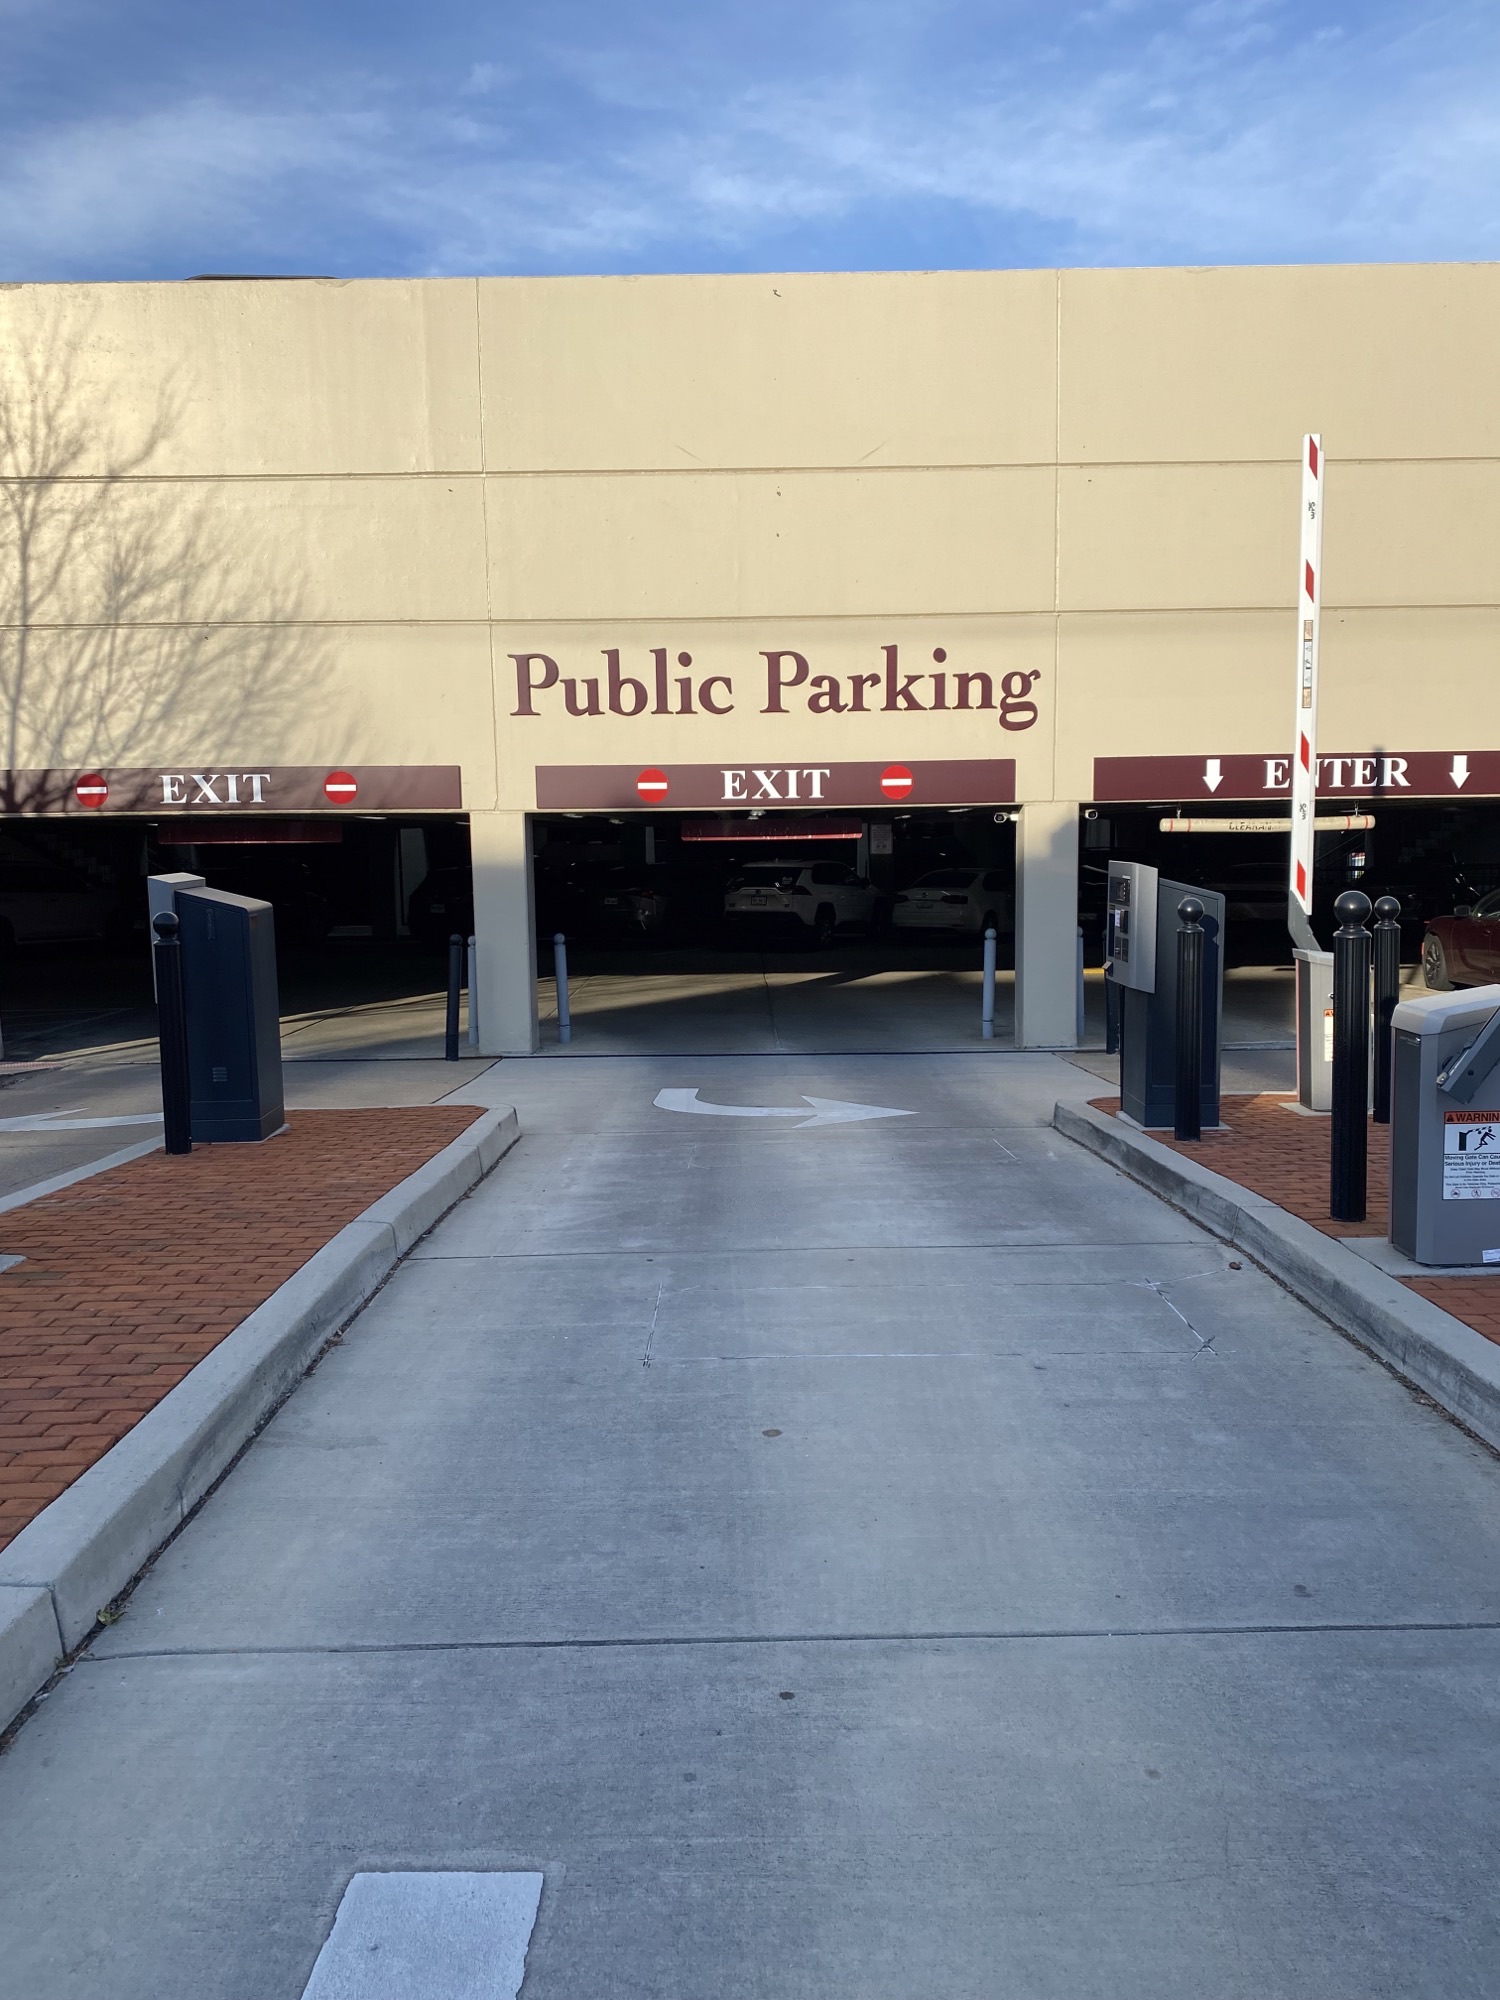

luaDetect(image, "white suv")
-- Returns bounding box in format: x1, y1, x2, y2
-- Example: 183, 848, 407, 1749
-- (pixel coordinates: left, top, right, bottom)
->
723, 861, 884, 943
892, 867, 1013, 938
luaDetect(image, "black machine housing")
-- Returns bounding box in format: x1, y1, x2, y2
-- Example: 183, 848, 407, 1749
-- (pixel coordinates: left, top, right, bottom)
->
176, 886, 285, 1142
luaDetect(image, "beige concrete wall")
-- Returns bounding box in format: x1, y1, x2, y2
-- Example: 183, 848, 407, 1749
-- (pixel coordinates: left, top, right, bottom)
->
3, 262, 1500, 809
487, 468, 1055, 622
477, 270, 1058, 470
0, 278, 481, 477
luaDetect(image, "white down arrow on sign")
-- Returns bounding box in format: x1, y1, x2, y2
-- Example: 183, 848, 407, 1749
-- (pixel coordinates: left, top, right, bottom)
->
653, 1088, 913, 1127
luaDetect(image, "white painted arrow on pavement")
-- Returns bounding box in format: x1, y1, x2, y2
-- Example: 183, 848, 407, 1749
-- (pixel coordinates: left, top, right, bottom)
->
654, 1087, 913, 1128
1203, 758, 1224, 793
1452, 754, 1471, 789
0, 1110, 164, 1133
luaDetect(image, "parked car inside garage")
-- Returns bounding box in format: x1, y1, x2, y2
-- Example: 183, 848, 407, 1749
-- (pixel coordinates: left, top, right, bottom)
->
1422, 890, 1500, 988
892, 867, 1012, 938
724, 861, 884, 944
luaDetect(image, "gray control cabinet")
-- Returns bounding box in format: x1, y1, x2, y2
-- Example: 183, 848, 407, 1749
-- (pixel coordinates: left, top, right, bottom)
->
1390, 986, 1500, 1265
177, 887, 285, 1143
1294, 948, 1334, 1113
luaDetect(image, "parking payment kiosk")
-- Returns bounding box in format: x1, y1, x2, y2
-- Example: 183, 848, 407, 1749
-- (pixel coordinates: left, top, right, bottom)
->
1105, 861, 1157, 997
1106, 860, 1225, 1130
1390, 985, 1500, 1265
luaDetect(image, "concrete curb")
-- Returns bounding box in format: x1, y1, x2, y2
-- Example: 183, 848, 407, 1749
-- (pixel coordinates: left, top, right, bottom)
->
0, 1105, 519, 1731
1054, 1098, 1500, 1454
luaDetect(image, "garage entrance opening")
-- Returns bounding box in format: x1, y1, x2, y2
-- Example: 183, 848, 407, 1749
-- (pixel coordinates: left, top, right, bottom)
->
531, 807, 1016, 1053
0, 814, 472, 1062
1082, 798, 1499, 1076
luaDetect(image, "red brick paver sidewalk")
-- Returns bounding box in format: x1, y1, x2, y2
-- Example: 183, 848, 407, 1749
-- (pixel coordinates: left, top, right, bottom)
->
0, 1107, 482, 1552
1091, 1093, 1500, 1348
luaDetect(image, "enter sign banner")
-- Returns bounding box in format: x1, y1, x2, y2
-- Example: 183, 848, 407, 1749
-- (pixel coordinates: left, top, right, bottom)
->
1093, 751, 1500, 803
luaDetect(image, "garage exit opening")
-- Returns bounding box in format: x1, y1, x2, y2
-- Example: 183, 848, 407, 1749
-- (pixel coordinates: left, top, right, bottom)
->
529, 807, 1017, 1053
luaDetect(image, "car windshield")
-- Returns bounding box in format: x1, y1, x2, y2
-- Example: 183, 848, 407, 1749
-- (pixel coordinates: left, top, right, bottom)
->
913, 869, 977, 888
1471, 889, 1500, 918
730, 867, 801, 888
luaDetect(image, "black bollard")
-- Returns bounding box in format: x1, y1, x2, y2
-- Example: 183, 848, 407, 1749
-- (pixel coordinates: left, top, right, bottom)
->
1372, 894, 1402, 1125
1173, 895, 1205, 1141
445, 933, 463, 1062
1330, 889, 1372, 1222
152, 911, 192, 1155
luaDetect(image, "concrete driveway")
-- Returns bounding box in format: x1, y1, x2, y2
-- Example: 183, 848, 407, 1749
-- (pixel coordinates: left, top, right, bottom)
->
2, 1052, 1498, 1997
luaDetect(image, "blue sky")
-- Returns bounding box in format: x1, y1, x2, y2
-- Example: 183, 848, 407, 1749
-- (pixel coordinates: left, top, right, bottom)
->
2, 0, 1499, 280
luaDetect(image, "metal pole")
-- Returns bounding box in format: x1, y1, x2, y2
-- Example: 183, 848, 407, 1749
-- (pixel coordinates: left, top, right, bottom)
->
445, 934, 463, 1061
554, 932, 571, 1045
1330, 889, 1372, 1222
1287, 432, 1325, 956
1076, 926, 1086, 1044
981, 926, 997, 1040
466, 935, 479, 1048
1173, 896, 1204, 1142
152, 911, 192, 1155
1372, 895, 1401, 1124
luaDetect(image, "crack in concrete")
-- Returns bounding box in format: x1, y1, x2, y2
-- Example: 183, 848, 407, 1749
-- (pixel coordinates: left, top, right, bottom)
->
1132, 1272, 1223, 1356
641, 1282, 665, 1369
88, 1618, 1500, 1663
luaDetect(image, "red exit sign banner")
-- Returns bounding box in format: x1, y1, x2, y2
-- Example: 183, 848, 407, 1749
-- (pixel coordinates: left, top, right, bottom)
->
1093, 751, 1500, 803
0, 766, 463, 815
534, 759, 1017, 811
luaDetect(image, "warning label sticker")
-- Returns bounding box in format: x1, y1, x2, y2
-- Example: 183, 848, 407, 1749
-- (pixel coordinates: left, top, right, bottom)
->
1443, 1109, 1500, 1200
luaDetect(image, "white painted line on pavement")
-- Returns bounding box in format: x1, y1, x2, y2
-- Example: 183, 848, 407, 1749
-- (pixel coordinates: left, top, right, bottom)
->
0, 1110, 164, 1132
0, 1135, 164, 1216
654, 1087, 913, 1127
301, 1872, 543, 2000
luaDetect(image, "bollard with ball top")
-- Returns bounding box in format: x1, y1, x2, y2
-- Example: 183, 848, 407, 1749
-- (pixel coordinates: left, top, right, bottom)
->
445, 934, 463, 1062
1330, 889, 1373, 1221
1173, 895, 1205, 1141
152, 911, 192, 1155
1372, 895, 1402, 1124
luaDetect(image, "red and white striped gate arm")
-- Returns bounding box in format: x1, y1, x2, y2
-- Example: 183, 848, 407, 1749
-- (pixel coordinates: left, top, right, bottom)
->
1288, 433, 1324, 927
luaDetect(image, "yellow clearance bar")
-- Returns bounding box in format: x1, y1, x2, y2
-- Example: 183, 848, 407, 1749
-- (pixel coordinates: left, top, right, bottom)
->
1159, 814, 1376, 834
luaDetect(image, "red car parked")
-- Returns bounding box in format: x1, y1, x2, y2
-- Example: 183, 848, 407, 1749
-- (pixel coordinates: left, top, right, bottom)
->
1422, 889, 1500, 988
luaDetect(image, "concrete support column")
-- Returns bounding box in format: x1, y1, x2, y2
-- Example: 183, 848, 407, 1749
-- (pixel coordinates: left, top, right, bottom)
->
1015, 800, 1080, 1050
470, 810, 538, 1055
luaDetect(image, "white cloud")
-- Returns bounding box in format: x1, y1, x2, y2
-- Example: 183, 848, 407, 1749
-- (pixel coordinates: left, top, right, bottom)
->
0, 99, 378, 270
0, 3, 1497, 276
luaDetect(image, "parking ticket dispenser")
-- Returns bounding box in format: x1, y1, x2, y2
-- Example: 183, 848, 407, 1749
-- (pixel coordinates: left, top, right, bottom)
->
176, 886, 285, 1142
1390, 985, 1500, 1265
1107, 863, 1225, 1129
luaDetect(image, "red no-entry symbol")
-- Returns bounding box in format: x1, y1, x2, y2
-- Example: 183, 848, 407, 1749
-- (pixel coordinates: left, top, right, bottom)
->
879, 764, 914, 801
323, 770, 358, 805
75, 772, 109, 810
636, 768, 669, 803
